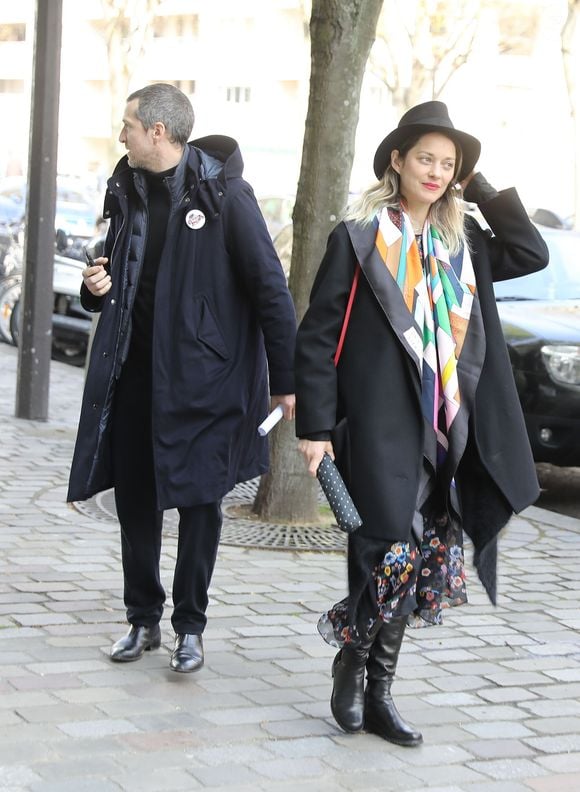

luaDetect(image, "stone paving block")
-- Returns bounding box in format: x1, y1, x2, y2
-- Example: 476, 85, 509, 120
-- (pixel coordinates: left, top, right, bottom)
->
0, 691, 58, 710
194, 742, 275, 766
528, 682, 580, 699
542, 667, 580, 682
93, 696, 184, 718
10, 674, 82, 692
0, 592, 47, 605
76, 669, 161, 688
56, 717, 139, 738
465, 739, 536, 759
463, 721, 537, 739
523, 716, 580, 735
271, 657, 333, 674
535, 752, 580, 773
194, 675, 271, 694
250, 756, 328, 781
201, 704, 303, 725
337, 768, 430, 790
188, 763, 265, 788
0, 765, 42, 789
0, 626, 45, 640
15, 702, 102, 724
459, 704, 528, 721
477, 686, 539, 703
108, 768, 202, 791
405, 761, 488, 786
519, 699, 580, 717
502, 657, 580, 672
408, 704, 473, 726
52, 686, 130, 705
262, 718, 338, 739
0, 733, 63, 765
320, 743, 407, 774
25, 659, 110, 675
414, 690, 483, 710
399, 743, 475, 767
242, 687, 315, 706
525, 774, 580, 792
301, 684, 332, 702
29, 756, 119, 783
46, 636, 109, 649
484, 671, 553, 687
465, 784, 541, 792
233, 637, 298, 652
29, 779, 121, 792
466, 757, 552, 781
524, 733, 580, 754
238, 647, 319, 664
428, 674, 490, 692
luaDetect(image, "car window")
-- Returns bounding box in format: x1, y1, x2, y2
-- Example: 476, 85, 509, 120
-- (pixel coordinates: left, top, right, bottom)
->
493, 228, 580, 301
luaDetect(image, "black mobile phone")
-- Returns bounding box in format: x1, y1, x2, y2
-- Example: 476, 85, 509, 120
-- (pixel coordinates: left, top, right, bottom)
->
84, 248, 95, 267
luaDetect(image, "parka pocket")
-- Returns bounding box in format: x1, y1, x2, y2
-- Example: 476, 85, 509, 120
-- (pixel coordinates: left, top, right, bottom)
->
195, 296, 230, 360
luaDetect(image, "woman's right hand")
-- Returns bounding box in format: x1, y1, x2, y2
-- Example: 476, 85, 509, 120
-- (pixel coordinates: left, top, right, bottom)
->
82, 259, 111, 297
298, 439, 335, 477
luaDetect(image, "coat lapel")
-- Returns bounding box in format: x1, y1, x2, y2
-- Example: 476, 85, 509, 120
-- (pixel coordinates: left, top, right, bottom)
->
345, 219, 423, 386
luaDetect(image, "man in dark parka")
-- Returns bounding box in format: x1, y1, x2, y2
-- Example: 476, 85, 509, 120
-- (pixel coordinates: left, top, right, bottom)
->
67, 83, 296, 673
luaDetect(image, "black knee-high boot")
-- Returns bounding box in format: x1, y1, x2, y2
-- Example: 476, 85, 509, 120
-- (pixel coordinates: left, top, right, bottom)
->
331, 627, 379, 733
364, 617, 423, 746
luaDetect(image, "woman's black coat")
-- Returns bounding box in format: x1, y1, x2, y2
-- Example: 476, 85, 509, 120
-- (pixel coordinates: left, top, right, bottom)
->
67, 136, 296, 509
295, 187, 549, 601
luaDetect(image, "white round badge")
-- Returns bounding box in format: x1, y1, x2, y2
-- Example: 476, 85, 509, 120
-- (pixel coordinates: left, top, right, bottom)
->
185, 209, 206, 230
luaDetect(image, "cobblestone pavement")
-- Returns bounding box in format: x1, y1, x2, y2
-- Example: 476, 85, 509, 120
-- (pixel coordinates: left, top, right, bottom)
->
1, 342, 580, 792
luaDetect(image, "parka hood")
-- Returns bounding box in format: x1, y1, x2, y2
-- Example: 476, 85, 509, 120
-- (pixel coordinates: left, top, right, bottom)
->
190, 135, 244, 181
109, 135, 243, 183
104, 135, 244, 222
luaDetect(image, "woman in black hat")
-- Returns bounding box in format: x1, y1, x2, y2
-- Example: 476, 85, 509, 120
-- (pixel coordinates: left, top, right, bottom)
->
294, 101, 548, 746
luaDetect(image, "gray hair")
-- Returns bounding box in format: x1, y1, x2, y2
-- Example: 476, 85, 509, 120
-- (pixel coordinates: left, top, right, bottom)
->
127, 83, 194, 145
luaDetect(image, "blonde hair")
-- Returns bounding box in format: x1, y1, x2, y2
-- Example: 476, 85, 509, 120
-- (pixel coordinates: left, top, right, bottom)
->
345, 133, 467, 255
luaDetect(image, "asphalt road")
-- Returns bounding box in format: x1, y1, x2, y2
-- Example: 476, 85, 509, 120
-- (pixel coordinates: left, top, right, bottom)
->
536, 463, 580, 520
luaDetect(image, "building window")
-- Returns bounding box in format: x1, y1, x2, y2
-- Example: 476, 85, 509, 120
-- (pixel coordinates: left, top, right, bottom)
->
0, 23, 26, 42
226, 86, 251, 103
0, 80, 24, 93
153, 14, 199, 38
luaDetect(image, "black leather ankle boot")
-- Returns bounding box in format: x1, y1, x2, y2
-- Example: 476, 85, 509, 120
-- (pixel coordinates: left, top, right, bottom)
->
331, 626, 378, 734
364, 617, 423, 746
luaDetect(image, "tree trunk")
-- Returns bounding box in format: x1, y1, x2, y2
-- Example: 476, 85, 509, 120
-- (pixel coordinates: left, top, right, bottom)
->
253, 0, 383, 523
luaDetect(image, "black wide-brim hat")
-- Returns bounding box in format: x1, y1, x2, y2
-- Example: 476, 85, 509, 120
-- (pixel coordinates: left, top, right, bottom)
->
373, 100, 481, 182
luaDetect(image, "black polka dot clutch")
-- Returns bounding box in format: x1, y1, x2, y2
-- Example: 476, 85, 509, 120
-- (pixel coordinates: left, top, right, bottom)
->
316, 453, 362, 533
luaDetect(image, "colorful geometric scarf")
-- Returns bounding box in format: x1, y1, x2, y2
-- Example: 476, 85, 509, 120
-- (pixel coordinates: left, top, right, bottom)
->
375, 206, 475, 465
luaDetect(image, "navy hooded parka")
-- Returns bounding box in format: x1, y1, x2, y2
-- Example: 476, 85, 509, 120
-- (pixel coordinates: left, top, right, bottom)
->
67, 135, 296, 509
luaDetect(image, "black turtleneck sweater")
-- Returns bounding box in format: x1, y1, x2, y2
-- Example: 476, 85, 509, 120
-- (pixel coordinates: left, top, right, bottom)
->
129, 165, 176, 365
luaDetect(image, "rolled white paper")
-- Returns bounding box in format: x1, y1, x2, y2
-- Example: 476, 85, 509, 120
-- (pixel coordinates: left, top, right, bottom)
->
258, 404, 284, 436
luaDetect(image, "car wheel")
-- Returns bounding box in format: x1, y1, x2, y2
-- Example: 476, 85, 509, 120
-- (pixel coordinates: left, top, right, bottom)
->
0, 277, 21, 344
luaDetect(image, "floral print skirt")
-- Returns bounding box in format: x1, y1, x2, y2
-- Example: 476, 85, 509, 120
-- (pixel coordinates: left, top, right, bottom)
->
318, 512, 468, 648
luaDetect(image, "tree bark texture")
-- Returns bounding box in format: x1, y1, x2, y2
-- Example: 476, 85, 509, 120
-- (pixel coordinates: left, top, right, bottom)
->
253, 0, 383, 523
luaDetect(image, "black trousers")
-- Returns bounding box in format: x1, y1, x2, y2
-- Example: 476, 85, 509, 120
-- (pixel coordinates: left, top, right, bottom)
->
111, 356, 222, 635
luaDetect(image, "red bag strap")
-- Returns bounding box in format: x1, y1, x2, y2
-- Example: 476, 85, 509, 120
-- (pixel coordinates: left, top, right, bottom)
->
333, 263, 361, 367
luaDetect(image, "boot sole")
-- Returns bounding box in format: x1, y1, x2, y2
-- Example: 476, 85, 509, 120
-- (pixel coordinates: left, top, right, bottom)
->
169, 659, 204, 673
365, 717, 423, 746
